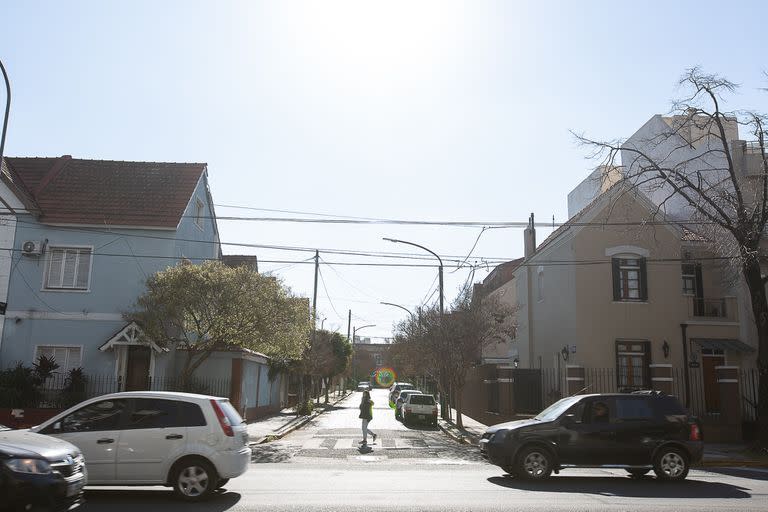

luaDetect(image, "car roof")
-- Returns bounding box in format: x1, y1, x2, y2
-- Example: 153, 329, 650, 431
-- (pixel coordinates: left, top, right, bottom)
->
83, 390, 226, 402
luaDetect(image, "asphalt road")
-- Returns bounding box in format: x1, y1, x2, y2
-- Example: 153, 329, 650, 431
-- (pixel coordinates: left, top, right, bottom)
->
79, 388, 768, 512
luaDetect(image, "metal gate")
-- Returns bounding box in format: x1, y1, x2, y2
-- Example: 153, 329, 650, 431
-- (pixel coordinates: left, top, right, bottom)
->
512, 369, 543, 414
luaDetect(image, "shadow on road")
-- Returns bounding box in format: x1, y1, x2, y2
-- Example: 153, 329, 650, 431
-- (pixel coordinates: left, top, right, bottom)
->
81, 489, 241, 511
251, 443, 298, 463
702, 467, 768, 481
487, 475, 752, 499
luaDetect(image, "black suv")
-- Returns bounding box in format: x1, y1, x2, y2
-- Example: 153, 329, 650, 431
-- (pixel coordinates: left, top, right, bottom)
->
479, 392, 703, 481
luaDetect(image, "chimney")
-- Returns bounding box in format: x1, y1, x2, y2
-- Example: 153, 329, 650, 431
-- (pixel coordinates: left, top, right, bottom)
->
524, 212, 536, 258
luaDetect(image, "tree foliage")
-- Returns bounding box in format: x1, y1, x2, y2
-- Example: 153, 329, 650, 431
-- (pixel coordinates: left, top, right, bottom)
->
576, 68, 768, 448
129, 260, 310, 385
392, 286, 516, 428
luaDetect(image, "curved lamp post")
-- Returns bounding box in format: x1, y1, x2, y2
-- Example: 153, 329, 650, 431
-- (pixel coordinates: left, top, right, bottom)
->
0, 59, 11, 165
380, 301, 414, 319
383, 238, 443, 314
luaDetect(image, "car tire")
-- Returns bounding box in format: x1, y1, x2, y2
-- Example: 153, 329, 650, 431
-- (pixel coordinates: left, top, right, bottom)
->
626, 468, 650, 478
216, 478, 230, 489
653, 447, 689, 481
171, 458, 218, 501
516, 446, 553, 480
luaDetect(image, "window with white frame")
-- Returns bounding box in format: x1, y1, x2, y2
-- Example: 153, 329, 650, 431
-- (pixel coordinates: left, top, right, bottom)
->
35, 346, 82, 372
373, 353, 383, 367
194, 198, 204, 229
45, 247, 92, 290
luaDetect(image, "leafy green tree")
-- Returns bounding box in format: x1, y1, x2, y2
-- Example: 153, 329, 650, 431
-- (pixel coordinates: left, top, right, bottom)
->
309, 329, 352, 403
129, 260, 310, 387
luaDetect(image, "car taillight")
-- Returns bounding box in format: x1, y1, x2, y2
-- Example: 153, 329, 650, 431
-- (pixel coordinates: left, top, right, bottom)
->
690, 423, 701, 441
432, 407, 438, 415
210, 399, 234, 437
405, 407, 412, 414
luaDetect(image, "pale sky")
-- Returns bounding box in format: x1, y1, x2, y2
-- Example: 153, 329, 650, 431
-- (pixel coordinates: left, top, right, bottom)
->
2, 0, 767, 340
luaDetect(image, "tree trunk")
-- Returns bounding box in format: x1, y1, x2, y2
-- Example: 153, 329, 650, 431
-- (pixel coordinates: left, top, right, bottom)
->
324, 377, 330, 404
455, 389, 464, 429
743, 258, 768, 449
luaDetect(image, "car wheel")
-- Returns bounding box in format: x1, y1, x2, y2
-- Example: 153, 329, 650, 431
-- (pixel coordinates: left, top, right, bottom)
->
653, 448, 689, 481
626, 468, 650, 478
172, 458, 218, 501
516, 446, 553, 480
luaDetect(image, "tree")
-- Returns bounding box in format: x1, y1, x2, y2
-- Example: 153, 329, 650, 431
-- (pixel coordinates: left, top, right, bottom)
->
393, 286, 516, 428
576, 68, 768, 449
308, 329, 352, 403
129, 260, 310, 387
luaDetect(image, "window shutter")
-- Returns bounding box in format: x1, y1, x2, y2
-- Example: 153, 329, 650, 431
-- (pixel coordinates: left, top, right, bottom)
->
47, 249, 64, 288
76, 249, 91, 289
694, 262, 703, 299
612, 258, 621, 301
62, 250, 77, 287
639, 257, 648, 301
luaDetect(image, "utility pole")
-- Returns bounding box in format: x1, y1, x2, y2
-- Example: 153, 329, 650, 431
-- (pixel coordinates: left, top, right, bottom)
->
347, 309, 352, 391
312, 250, 319, 328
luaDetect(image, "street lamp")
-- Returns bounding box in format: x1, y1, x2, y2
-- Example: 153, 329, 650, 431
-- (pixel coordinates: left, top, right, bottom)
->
380, 302, 414, 318
0, 59, 12, 165
383, 238, 443, 314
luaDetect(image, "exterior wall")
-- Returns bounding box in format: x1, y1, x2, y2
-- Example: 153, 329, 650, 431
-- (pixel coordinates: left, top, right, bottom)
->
482, 278, 519, 361
0, 176, 219, 377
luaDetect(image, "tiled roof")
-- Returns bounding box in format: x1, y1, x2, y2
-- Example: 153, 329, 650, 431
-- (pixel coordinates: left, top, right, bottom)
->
4, 156, 206, 228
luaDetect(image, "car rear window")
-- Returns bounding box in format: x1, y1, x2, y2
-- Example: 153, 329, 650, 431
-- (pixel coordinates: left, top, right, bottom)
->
216, 399, 244, 426
409, 395, 435, 405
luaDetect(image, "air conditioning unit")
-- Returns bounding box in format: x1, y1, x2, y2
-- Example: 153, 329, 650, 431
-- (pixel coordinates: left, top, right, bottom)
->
22, 240, 44, 256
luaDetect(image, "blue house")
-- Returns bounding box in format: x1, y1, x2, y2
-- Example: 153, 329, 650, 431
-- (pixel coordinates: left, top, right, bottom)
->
0, 156, 286, 419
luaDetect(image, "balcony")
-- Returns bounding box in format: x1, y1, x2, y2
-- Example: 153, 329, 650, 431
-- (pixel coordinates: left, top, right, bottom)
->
688, 296, 738, 322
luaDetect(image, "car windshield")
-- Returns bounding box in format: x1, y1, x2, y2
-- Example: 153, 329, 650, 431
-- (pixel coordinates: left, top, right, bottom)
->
533, 397, 582, 422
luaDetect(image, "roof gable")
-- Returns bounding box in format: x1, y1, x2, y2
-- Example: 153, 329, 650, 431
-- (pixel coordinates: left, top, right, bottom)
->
5, 156, 207, 229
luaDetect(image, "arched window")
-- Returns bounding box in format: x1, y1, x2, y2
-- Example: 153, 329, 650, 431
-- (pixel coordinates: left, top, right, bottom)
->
607, 247, 648, 302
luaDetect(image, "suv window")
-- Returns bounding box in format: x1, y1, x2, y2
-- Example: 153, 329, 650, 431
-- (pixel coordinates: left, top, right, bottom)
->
614, 397, 654, 421
653, 395, 687, 417
56, 399, 128, 433
409, 395, 435, 405
125, 399, 180, 429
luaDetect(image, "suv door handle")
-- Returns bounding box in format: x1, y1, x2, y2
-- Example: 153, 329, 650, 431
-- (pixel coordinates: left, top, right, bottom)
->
165, 434, 184, 440
96, 438, 114, 444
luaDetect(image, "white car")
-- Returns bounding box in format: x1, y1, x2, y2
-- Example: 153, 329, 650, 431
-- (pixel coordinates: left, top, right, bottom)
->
401, 393, 438, 427
31, 391, 250, 501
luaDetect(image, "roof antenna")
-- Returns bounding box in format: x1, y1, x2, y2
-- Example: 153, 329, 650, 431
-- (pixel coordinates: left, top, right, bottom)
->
552, 215, 555, 229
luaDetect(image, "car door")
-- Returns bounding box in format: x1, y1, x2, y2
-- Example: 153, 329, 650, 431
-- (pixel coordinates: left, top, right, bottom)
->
611, 396, 658, 465
555, 400, 590, 464
40, 398, 128, 483
569, 398, 620, 466
116, 398, 187, 483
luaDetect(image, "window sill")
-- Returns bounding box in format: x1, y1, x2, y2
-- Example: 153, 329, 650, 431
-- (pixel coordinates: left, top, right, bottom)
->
612, 300, 648, 304
41, 288, 91, 293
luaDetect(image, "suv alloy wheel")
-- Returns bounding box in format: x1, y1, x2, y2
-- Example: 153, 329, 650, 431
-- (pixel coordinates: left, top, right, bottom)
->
653, 447, 689, 481
516, 446, 553, 480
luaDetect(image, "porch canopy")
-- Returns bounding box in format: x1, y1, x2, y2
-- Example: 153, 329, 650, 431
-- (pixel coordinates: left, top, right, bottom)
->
99, 322, 168, 353
691, 338, 756, 353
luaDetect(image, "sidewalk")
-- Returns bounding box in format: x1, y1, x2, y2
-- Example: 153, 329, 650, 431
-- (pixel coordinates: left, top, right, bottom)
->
437, 408, 768, 468
246, 390, 351, 445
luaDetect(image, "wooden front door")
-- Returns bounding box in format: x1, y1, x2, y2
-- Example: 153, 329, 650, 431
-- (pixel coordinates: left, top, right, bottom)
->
125, 346, 151, 391
702, 355, 725, 413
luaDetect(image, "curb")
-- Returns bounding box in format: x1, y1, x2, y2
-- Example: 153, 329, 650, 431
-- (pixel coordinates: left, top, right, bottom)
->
248, 391, 352, 446
437, 419, 480, 446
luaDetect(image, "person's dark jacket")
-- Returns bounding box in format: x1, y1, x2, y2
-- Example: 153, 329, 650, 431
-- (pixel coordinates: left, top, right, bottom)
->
359, 398, 373, 420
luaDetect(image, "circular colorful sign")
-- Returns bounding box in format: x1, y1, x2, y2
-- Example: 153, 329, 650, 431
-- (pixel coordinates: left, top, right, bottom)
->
374, 367, 396, 388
